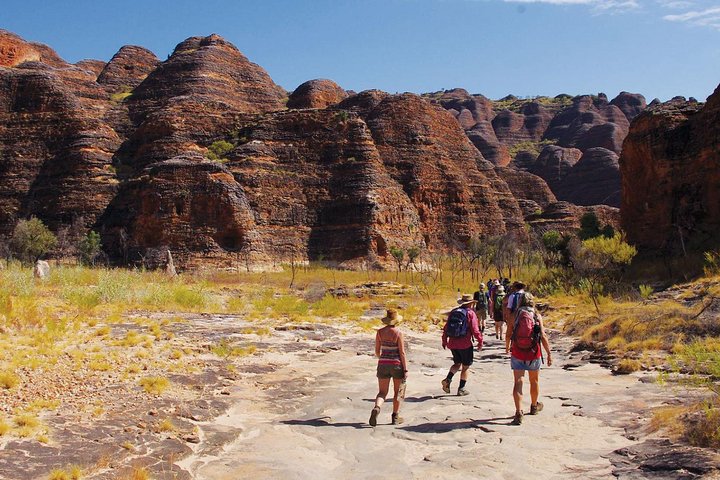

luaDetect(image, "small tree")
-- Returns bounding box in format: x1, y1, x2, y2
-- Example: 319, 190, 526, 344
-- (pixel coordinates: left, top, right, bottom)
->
541, 230, 571, 268
405, 246, 420, 281
389, 246, 404, 280
77, 231, 102, 266
571, 233, 637, 315
10, 217, 57, 265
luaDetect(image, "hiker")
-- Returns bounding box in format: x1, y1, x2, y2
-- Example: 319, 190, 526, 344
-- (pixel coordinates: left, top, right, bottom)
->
473, 283, 489, 333
441, 294, 483, 396
505, 293, 552, 426
488, 279, 500, 322
370, 309, 408, 426
507, 281, 526, 316
493, 284, 506, 340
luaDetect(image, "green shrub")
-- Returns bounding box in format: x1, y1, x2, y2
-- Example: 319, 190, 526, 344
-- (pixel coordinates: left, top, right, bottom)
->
206, 140, 234, 162
10, 217, 57, 264
639, 284, 653, 300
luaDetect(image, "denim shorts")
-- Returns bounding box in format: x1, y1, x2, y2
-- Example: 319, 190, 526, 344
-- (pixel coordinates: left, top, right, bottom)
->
511, 356, 541, 371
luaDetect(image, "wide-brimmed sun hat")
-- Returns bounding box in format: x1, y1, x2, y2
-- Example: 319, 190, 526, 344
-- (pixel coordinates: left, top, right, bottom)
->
457, 294, 476, 306
478, 283, 486, 291
497, 285, 505, 293
513, 281, 526, 290
381, 309, 403, 326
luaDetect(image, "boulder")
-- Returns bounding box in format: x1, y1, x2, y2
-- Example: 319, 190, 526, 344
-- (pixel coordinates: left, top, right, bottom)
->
610, 92, 647, 121
287, 79, 347, 109
33, 260, 50, 279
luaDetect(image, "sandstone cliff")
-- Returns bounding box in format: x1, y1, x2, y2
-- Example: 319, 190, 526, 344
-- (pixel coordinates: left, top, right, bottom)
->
427, 89, 646, 208
0, 31, 533, 269
621, 93, 717, 252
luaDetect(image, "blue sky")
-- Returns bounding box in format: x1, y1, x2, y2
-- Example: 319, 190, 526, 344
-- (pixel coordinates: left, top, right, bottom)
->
2, 0, 719, 101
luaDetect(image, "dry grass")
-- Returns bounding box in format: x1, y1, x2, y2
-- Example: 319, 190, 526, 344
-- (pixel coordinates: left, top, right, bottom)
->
139, 376, 170, 395
0, 371, 19, 389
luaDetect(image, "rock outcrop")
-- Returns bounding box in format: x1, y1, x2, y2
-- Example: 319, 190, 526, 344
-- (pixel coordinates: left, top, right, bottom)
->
0, 33, 120, 236
554, 147, 620, 207
427, 91, 646, 207
287, 79, 347, 109
97, 45, 159, 89
527, 201, 620, 235
496, 167, 557, 218
621, 91, 718, 252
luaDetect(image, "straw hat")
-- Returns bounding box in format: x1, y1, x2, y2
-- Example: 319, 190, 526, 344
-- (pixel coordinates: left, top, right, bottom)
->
478, 282, 486, 292
457, 294, 476, 306
496, 285, 505, 294
381, 309, 403, 326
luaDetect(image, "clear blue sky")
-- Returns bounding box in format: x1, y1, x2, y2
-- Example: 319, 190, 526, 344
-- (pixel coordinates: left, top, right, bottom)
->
3, 0, 719, 101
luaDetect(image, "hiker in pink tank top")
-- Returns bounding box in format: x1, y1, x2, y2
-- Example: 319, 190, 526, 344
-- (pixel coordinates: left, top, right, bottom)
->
369, 309, 407, 427
505, 292, 552, 426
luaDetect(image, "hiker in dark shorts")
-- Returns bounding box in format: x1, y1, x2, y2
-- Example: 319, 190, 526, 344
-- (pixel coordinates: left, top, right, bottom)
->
505, 293, 552, 425
370, 309, 407, 426
441, 294, 483, 396
473, 283, 489, 333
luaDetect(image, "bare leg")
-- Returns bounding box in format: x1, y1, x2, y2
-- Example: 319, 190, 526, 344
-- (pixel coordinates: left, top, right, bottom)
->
375, 377, 390, 409
391, 377, 402, 413
513, 369, 525, 414
460, 364, 470, 381
528, 370, 540, 407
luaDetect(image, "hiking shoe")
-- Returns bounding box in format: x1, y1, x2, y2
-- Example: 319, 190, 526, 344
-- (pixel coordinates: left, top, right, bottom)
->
391, 413, 404, 425
457, 388, 469, 396
529, 402, 544, 415
511, 411, 524, 425
441, 378, 451, 394
369, 407, 380, 427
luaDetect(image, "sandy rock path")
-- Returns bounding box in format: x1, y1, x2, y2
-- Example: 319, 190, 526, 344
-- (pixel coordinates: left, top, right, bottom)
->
175, 324, 677, 480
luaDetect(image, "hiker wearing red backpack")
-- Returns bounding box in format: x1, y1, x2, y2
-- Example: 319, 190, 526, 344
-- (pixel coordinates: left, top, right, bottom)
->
505, 292, 552, 425
441, 294, 483, 396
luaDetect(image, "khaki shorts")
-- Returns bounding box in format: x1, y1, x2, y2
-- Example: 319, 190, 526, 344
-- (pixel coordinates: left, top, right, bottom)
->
377, 364, 404, 379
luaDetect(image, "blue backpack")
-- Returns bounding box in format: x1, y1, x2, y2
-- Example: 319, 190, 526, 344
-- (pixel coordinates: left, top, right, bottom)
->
446, 307, 469, 337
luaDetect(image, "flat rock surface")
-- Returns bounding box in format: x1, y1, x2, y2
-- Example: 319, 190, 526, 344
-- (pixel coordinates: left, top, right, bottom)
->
174, 321, 716, 480
3, 314, 718, 479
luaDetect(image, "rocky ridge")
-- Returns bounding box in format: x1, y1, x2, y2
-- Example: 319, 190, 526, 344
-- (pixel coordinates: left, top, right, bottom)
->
1, 30, 546, 270
426, 89, 647, 208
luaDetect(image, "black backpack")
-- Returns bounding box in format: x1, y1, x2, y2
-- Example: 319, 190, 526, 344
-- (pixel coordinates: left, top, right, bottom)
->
446, 307, 469, 338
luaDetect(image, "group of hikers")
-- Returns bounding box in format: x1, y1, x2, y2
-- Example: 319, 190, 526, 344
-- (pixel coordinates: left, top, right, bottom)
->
370, 280, 552, 427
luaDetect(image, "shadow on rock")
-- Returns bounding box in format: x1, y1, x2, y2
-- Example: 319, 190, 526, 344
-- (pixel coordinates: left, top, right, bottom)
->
281, 417, 369, 429
399, 417, 513, 433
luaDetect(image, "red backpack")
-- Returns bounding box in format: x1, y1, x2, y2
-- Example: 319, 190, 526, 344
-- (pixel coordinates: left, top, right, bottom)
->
512, 307, 541, 352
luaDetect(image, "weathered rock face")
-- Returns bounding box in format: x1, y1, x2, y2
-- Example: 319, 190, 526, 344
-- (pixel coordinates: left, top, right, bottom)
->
287, 79, 347, 109
496, 167, 557, 218
97, 45, 159, 89
117, 34, 287, 170
99, 154, 258, 267
554, 147, 620, 207
544, 95, 630, 154
428, 91, 645, 206
621, 91, 718, 252
0, 29, 663, 268
99, 91, 526, 268
0, 30, 65, 68
610, 92, 647, 122
0, 35, 120, 236
527, 201, 620, 236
